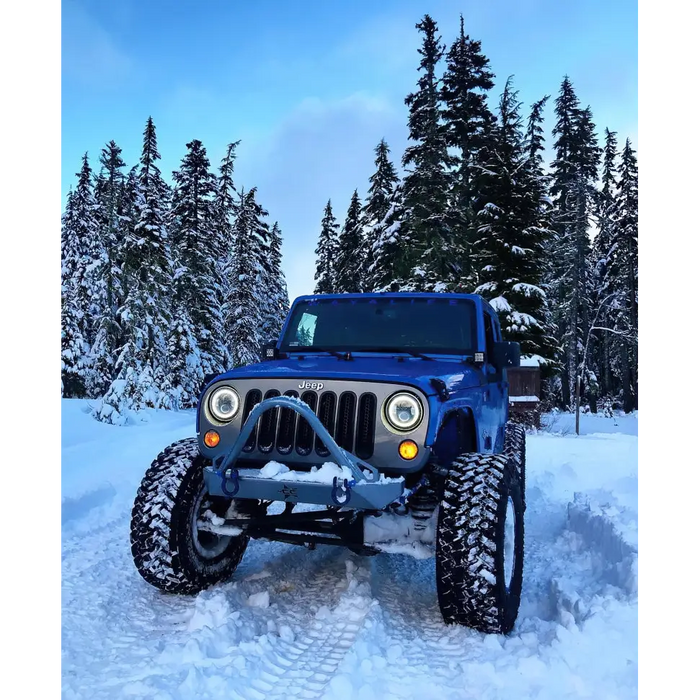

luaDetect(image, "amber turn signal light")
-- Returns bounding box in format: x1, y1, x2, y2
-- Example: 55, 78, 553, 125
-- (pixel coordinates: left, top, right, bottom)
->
204, 430, 220, 448
398, 439, 418, 460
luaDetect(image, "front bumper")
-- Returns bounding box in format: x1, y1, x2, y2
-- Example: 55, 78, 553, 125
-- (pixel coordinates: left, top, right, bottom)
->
203, 396, 405, 510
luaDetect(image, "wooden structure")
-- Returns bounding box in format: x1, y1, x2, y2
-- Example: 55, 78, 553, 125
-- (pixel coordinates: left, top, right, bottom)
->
506, 365, 542, 428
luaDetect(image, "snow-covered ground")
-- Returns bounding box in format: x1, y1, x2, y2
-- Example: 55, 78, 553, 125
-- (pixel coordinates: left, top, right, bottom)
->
62, 400, 638, 699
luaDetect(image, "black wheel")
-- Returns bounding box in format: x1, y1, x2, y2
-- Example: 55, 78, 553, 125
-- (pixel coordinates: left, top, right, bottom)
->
504, 421, 526, 504
130, 437, 248, 594
435, 452, 524, 634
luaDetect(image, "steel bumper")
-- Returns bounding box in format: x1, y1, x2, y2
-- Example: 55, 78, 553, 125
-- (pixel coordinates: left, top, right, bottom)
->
202, 395, 406, 510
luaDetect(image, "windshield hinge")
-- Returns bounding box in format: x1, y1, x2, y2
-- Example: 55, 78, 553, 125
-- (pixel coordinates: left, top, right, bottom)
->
429, 378, 450, 402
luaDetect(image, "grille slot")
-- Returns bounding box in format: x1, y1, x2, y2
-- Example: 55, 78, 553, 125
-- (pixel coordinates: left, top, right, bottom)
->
275, 390, 299, 455
355, 393, 377, 459
295, 391, 318, 456
335, 392, 357, 452
315, 392, 337, 457
257, 390, 280, 453
242, 389, 262, 452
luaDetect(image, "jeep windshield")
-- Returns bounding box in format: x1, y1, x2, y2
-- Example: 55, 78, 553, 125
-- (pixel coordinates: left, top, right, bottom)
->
280, 297, 477, 356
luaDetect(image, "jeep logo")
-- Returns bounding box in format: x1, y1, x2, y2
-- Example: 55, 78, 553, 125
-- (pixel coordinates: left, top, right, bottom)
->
298, 381, 324, 391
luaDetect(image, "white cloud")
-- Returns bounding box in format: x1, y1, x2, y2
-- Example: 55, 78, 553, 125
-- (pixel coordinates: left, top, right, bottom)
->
235, 92, 408, 303
62, 1, 132, 86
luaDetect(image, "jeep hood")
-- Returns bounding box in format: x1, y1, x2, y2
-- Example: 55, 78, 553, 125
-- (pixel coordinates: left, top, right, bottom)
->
214, 355, 484, 398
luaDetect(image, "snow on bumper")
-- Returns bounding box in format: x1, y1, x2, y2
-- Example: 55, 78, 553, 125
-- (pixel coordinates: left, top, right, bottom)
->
203, 463, 405, 510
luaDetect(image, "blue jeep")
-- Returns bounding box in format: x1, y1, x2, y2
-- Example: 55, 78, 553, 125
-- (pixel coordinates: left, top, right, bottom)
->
131, 293, 526, 634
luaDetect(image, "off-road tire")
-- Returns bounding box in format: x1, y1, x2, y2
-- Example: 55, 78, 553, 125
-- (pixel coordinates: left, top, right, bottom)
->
436, 453, 524, 634
504, 421, 526, 503
130, 437, 248, 594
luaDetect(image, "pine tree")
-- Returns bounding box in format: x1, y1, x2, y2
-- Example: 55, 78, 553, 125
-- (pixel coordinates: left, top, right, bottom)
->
548, 78, 601, 407
441, 14, 496, 288
167, 289, 204, 409
402, 14, 455, 290
473, 77, 558, 363
365, 182, 410, 292
609, 138, 638, 412
63, 153, 99, 397
363, 139, 399, 288
228, 188, 267, 366
335, 190, 365, 293
87, 140, 128, 397
523, 94, 560, 372
589, 128, 619, 399
170, 139, 226, 387
314, 200, 340, 294
215, 142, 242, 370
58, 209, 70, 396
261, 222, 290, 341
94, 118, 173, 423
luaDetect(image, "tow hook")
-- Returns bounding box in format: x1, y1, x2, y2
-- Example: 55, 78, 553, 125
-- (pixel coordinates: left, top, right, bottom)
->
218, 467, 240, 497
330, 477, 354, 505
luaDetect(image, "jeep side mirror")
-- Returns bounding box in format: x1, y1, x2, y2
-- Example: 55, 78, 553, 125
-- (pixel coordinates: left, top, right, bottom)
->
492, 341, 520, 371
261, 342, 279, 361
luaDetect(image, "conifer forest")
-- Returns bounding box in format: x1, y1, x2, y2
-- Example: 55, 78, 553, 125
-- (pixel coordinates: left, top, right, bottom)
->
62, 14, 637, 421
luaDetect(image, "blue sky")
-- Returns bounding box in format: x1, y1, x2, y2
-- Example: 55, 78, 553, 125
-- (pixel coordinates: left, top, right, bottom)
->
62, 0, 637, 302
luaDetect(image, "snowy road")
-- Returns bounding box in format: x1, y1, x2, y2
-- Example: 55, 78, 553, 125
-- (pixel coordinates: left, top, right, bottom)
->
61, 401, 638, 699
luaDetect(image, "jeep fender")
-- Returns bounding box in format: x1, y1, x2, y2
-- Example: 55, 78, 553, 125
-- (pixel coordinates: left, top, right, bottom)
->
430, 403, 479, 467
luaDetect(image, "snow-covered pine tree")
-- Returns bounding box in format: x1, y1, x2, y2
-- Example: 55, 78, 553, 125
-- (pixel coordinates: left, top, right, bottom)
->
548, 78, 601, 407
170, 139, 226, 392
63, 153, 99, 397
335, 190, 365, 293
365, 182, 409, 292
523, 93, 560, 372
608, 138, 638, 412
402, 15, 455, 290
215, 142, 241, 370
472, 77, 558, 364
260, 222, 290, 342
242, 188, 273, 356
94, 117, 173, 423
441, 14, 496, 289
87, 141, 128, 397
362, 139, 400, 289
227, 188, 267, 366
589, 128, 619, 400
314, 200, 340, 294
58, 209, 70, 396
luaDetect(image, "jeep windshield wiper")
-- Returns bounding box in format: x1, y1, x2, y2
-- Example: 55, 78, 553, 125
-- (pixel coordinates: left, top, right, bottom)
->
292, 348, 349, 359
362, 347, 435, 361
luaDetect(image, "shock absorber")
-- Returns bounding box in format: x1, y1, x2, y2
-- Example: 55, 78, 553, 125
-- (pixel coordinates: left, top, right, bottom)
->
407, 483, 440, 531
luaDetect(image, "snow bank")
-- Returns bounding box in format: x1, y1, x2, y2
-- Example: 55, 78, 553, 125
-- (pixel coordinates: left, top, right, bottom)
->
567, 493, 638, 594
62, 403, 638, 699
61, 398, 195, 526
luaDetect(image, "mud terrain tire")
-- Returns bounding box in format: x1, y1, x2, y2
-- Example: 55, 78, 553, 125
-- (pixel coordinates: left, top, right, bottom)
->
504, 421, 526, 503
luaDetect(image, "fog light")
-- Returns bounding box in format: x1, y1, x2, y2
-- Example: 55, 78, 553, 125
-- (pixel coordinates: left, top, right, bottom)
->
204, 430, 220, 448
399, 440, 418, 460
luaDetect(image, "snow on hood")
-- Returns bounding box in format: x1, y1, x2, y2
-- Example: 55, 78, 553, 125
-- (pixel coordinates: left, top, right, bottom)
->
215, 354, 484, 396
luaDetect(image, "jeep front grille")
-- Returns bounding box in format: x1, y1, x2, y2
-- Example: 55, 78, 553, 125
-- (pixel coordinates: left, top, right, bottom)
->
241, 388, 377, 460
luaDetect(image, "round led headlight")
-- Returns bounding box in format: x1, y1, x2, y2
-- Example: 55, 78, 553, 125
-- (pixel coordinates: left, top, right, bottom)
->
384, 392, 423, 432
208, 386, 240, 423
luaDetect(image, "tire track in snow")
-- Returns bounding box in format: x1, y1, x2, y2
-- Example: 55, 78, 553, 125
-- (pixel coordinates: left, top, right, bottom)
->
234, 558, 374, 700
63, 516, 374, 699
369, 554, 478, 681
364, 475, 639, 692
